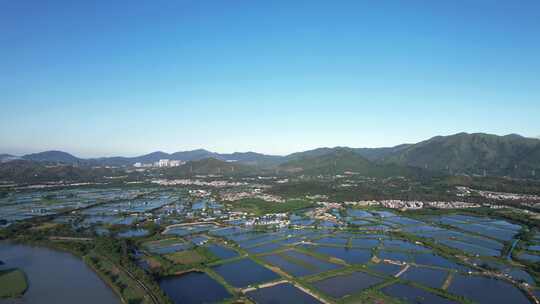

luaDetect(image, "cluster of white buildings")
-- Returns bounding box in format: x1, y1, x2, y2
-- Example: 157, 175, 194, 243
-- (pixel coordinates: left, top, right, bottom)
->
424, 201, 481, 209
151, 179, 246, 187
477, 190, 540, 201
306, 202, 343, 223
220, 191, 284, 203
379, 200, 424, 210
343, 200, 379, 207
378, 199, 480, 210
188, 189, 211, 197
245, 213, 290, 227
343, 199, 481, 210
306, 194, 329, 200
133, 159, 185, 168
457, 186, 540, 201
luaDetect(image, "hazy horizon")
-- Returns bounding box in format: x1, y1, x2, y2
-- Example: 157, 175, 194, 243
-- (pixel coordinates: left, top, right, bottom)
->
2, 1, 539, 157
3, 131, 540, 159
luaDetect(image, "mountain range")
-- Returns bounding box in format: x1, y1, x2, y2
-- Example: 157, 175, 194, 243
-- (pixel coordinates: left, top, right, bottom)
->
11, 149, 282, 167
2, 132, 540, 179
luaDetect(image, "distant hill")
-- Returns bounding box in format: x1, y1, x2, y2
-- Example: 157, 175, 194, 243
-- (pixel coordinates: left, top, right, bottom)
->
0, 154, 18, 163
286, 147, 349, 161
22, 150, 81, 164
279, 148, 414, 177
354, 144, 412, 161
165, 158, 256, 177
0, 160, 119, 183
7, 132, 540, 179
9, 149, 282, 167
128, 150, 282, 166
376, 133, 540, 178
219, 152, 284, 167
87, 151, 177, 166
132, 151, 171, 163
285, 145, 413, 163
277, 133, 540, 178
170, 149, 218, 161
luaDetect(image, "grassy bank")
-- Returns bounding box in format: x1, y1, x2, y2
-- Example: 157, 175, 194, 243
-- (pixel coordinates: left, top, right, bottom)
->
0, 268, 28, 298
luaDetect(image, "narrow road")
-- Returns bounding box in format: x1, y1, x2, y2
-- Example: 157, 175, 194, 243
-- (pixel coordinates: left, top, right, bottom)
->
101, 255, 160, 304
49, 236, 94, 242
507, 239, 519, 260
242, 280, 288, 293
292, 282, 333, 304
162, 221, 223, 234
394, 264, 410, 278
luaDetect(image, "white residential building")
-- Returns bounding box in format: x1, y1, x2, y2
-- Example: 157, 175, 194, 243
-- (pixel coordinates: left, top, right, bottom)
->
169, 160, 184, 167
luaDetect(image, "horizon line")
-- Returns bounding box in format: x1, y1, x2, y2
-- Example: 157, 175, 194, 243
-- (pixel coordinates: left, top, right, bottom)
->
3, 131, 539, 159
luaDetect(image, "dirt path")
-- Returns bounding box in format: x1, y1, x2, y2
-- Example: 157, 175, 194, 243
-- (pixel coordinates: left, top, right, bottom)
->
49, 236, 94, 242
394, 264, 410, 278
291, 282, 333, 304
101, 255, 161, 304
241, 280, 288, 293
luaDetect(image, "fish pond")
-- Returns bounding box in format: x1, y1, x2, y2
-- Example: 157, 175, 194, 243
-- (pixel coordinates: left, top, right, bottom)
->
448, 274, 530, 304
400, 266, 449, 289
211, 258, 279, 288
311, 271, 384, 298
310, 246, 371, 264
262, 250, 342, 277
382, 283, 458, 304
246, 283, 322, 304
159, 271, 231, 304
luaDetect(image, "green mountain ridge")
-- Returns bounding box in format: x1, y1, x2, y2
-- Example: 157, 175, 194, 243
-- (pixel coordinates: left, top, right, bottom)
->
3, 132, 540, 180
0, 160, 123, 184
164, 158, 256, 177
10, 149, 283, 167
278, 148, 417, 178
378, 133, 540, 177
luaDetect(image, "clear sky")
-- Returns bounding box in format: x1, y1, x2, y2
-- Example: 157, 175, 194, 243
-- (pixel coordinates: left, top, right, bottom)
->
1, 0, 539, 157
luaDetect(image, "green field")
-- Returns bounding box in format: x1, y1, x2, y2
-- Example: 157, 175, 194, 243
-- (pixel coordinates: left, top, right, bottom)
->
0, 268, 28, 298
163, 246, 219, 266
165, 249, 206, 265
229, 198, 314, 216
142, 238, 183, 250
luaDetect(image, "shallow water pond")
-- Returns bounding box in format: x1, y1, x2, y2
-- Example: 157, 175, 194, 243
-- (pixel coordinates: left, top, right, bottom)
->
212, 258, 279, 288
400, 266, 448, 289
206, 244, 238, 259
262, 250, 341, 277
413, 253, 469, 272
368, 262, 403, 276
246, 242, 283, 254
439, 239, 499, 257
117, 228, 149, 238
246, 283, 322, 304
350, 238, 380, 249
383, 239, 428, 252
382, 283, 457, 304
311, 271, 384, 298
517, 252, 540, 263
315, 237, 348, 246
448, 274, 530, 304
378, 250, 411, 262
312, 246, 371, 264
159, 271, 231, 304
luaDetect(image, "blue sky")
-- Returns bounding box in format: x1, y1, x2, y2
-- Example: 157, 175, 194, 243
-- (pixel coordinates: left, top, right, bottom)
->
1, 0, 539, 157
